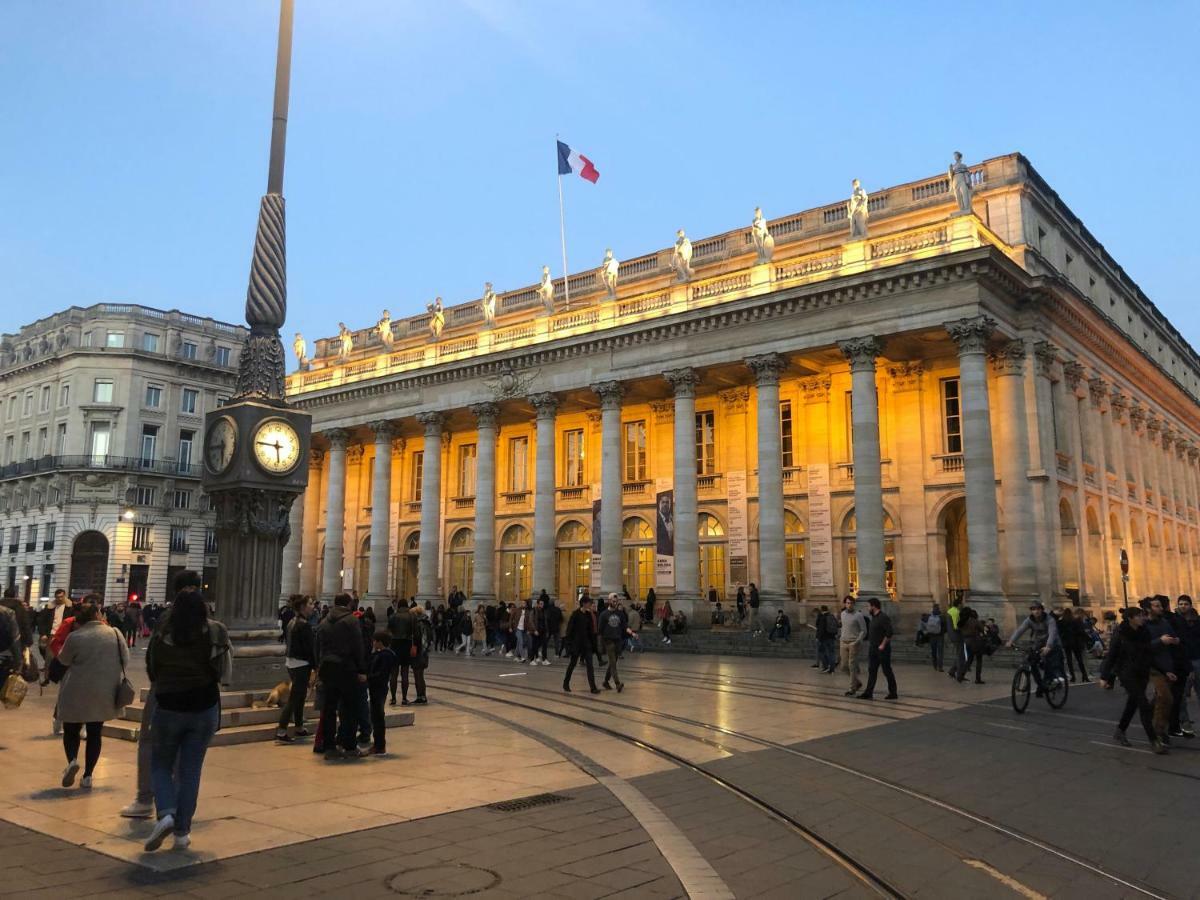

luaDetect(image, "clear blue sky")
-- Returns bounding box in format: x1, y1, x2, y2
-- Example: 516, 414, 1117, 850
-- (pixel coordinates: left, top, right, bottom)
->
3, 1, 1198, 361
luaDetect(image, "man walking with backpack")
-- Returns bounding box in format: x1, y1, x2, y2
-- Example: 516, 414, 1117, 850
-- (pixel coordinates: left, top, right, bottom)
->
922, 603, 945, 672
812, 606, 838, 673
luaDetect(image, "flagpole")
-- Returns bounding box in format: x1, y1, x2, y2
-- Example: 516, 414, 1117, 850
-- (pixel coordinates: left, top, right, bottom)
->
556, 141, 571, 311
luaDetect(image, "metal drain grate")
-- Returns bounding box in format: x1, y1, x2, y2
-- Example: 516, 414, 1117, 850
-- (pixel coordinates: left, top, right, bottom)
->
486, 792, 571, 812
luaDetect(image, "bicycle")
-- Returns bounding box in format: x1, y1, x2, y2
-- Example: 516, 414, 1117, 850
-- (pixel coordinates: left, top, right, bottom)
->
1011, 645, 1069, 713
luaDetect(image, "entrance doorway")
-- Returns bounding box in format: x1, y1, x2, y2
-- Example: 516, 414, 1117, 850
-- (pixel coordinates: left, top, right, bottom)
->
69, 530, 109, 599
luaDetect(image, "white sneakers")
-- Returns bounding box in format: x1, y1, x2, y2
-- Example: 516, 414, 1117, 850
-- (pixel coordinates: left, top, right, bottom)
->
144, 814, 175, 852
61, 760, 80, 788
79, 775, 92, 789
173, 833, 191, 851
120, 799, 155, 819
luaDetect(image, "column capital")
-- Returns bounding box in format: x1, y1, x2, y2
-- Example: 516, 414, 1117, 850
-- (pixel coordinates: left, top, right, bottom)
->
837, 336, 883, 372
1188, 444, 1200, 463
1062, 360, 1086, 394
391, 437, 407, 455
664, 367, 698, 398
590, 380, 625, 411
988, 339, 1026, 377
469, 401, 500, 428
368, 420, 395, 442
1088, 377, 1109, 409
1112, 392, 1132, 424
799, 374, 832, 403
1033, 340, 1059, 378
719, 386, 750, 414
528, 391, 560, 418
886, 361, 925, 392
1144, 412, 1162, 434
346, 443, 365, 463
416, 411, 444, 435
324, 428, 349, 451
585, 411, 603, 427
945, 315, 996, 355
745, 353, 786, 386
308, 449, 325, 469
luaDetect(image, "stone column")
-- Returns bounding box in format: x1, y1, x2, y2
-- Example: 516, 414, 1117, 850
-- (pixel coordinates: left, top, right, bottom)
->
944, 317, 1002, 603
1186, 445, 1200, 596
530, 392, 559, 600
1090, 378, 1126, 600
1030, 341, 1063, 602
300, 449, 323, 596
280, 484, 304, 599
470, 403, 499, 604
666, 369, 700, 612
747, 354, 788, 607
367, 421, 394, 611
1062, 363, 1099, 603
416, 412, 444, 603
320, 429, 349, 598
838, 336, 887, 601
592, 381, 624, 595
1146, 416, 1170, 593
888, 362, 932, 603
990, 340, 1039, 598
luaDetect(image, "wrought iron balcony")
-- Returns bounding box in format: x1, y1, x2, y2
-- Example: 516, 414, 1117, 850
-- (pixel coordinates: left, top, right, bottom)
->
0, 454, 202, 482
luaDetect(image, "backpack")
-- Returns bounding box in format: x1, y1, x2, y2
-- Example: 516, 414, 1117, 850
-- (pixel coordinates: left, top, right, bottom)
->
924, 613, 943, 635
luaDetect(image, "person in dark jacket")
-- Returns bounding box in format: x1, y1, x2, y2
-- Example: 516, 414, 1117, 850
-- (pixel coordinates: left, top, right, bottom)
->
545, 599, 564, 659
1100, 606, 1167, 753
1175, 595, 1200, 733
957, 606, 986, 684
858, 598, 897, 700
0, 585, 32, 655
562, 596, 600, 693
315, 593, 368, 760
276, 596, 316, 743
599, 594, 629, 692
1059, 607, 1090, 682
1145, 597, 1183, 741
366, 631, 397, 754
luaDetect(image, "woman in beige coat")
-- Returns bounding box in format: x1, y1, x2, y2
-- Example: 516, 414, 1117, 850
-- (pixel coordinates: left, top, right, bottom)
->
56, 602, 129, 788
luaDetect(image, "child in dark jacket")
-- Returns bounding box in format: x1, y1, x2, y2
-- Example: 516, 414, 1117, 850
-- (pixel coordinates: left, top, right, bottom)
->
367, 631, 398, 754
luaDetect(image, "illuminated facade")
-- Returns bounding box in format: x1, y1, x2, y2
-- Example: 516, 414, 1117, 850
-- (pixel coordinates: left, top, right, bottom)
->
284, 154, 1200, 626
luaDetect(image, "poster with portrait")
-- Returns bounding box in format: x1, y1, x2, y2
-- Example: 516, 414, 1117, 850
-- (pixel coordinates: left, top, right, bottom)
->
654, 478, 674, 588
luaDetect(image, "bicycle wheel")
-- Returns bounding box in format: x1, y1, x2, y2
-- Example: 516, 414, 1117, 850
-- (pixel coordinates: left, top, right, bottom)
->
1011, 667, 1031, 713
1044, 673, 1069, 709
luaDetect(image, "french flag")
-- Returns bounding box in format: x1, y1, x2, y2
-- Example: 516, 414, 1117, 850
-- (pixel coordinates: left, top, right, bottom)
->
557, 140, 599, 184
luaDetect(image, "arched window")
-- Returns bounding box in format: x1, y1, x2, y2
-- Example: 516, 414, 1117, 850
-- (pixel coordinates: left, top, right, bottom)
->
404, 531, 421, 554
698, 513, 724, 538
449, 528, 474, 596
557, 520, 590, 544
502, 524, 532, 547
622, 517, 653, 541
697, 513, 725, 601
451, 527, 474, 550
843, 509, 897, 533
557, 520, 591, 603
784, 510, 805, 535
842, 508, 898, 598
500, 523, 532, 601
783, 510, 806, 601
621, 517, 653, 599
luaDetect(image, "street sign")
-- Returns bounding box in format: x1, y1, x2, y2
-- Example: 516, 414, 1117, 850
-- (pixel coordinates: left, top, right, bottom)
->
1119, 548, 1129, 576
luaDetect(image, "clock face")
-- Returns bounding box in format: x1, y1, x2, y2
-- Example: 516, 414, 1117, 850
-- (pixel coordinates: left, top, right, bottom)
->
204, 416, 238, 475
252, 418, 302, 475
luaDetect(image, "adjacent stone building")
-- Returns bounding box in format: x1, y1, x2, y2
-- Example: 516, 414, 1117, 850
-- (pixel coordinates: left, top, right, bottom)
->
285, 153, 1200, 627
0, 304, 246, 604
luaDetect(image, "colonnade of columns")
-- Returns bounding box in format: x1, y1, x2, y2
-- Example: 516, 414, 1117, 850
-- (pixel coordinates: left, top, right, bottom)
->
284, 314, 1200, 619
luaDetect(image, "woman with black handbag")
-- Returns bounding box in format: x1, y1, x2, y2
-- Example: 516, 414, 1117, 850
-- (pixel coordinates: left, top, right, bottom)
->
54, 599, 129, 789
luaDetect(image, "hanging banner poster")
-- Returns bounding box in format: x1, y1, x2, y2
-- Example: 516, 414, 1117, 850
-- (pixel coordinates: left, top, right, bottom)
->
655, 478, 674, 588
726, 470, 749, 591
807, 463, 835, 587
590, 485, 602, 593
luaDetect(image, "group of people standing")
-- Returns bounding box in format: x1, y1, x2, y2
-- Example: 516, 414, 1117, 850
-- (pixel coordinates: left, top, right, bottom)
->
808, 595, 900, 701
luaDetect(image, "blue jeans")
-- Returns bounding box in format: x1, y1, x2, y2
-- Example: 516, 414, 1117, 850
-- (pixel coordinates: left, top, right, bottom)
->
151, 703, 219, 834
817, 637, 837, 670
515, 630, 529, 660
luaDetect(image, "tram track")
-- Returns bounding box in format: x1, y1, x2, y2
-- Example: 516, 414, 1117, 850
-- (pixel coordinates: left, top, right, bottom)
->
438, 680, 909, 899
434, 668, 1171, 900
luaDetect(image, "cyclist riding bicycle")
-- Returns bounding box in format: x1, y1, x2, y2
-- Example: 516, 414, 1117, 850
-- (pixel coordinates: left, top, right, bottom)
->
1006, 601, 1065, 697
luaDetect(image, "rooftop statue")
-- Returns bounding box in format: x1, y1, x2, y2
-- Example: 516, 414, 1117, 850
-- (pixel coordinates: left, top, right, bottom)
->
428, 297, 445, 341
293, 332, 308, 369
538, 266, 556, 314
949, 151, 973, 215
671, 229, 695, 282
751, 207, 775, 262
377, 309, 394, 348
337, 322, 353, 360
480, 282, 497, 329
600, 248, 619, 298
848, 178, 869, 240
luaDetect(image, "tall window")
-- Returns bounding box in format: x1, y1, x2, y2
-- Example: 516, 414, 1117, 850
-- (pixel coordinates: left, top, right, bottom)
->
25, 524, 38, 552
6, 395, 16, 420
55, 423, 67, 455
695, 411, 715, 476
173, 489, 192, 509
89, 422, 111, 460
93, 379, 114, 403
36, 427, 47, 457
181, 341, 198, 359
44, 522, 56, 550
58, 382, 70, 407
105, 330, 125, 348
3, 435, 12, 464
22, 391, 33, 416
39, 385, 51, 412
169, 526, 189, 553
411, 451, 424, 501
457, 443, 477, 496
131, 525, 153, 551
509, 436, 529, 491
20, 432, 30, 460
145, 384, 163, 408
140, 424, 159, 467
942, 378, 962, 453
215, 346, 231, 366
134, 486, 156, 506
178, 429, 194, 470
780, 401, 794, 469
623, 420, 647, 482
142, 332, 159, 352
563, 429, 585, 487
181, 388, 199, 414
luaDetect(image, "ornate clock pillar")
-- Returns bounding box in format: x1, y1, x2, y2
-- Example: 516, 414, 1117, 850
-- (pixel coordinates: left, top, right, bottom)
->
201, 0, 311, 687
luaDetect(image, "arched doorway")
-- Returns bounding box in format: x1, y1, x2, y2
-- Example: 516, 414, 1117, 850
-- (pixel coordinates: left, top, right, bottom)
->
698, 512, 726, 601
1058, 499, 1080, 603
842, 508, 898, 598
355, 534, 371, 596
556, 520, 591, 605
499, 524, 532, 603
621, 516, 654, 601
395, 531, 420, 601
784, 510, 806, 601
941, 498, 969, 604
448, 527, 474, 597
69, 531, 109, 598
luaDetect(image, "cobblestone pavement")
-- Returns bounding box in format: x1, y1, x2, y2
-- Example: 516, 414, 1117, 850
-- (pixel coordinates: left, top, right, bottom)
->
2, 649, 1195, 899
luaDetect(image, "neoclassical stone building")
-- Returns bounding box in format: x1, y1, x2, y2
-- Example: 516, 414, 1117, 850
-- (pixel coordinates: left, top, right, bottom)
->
284, 154, 1200, 626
